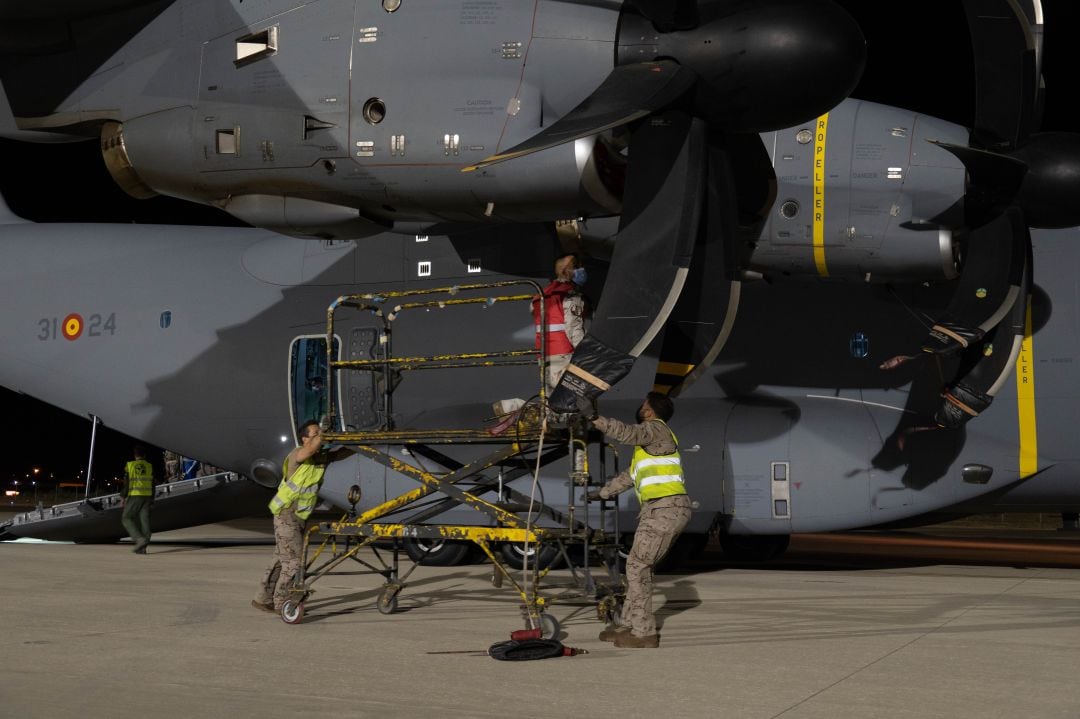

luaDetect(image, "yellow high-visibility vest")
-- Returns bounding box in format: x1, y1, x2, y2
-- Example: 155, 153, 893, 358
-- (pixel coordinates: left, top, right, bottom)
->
125, 459, 154, 497
269, 455, 325, 520
629, 420, 686, 502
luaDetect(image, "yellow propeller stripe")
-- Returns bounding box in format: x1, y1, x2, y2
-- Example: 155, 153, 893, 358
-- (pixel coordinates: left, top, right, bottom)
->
656, 361, 695, 377
813, 113, 830, 278
1015, 299, 1038, 477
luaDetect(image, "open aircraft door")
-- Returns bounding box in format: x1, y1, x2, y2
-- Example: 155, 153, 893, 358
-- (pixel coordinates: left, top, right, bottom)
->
288, 327, 391, 442
289, 335, 341, 439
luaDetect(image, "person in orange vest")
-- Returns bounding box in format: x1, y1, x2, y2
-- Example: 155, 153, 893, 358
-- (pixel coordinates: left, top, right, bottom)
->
121, 446, 155, 554
252, 420, 353, 614
531, 253, 587, 399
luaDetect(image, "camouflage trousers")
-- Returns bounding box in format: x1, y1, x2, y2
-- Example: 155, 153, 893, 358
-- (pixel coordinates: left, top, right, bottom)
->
623, 494, 692, 637
255, 510, 305, 610
545, 353, 571, 397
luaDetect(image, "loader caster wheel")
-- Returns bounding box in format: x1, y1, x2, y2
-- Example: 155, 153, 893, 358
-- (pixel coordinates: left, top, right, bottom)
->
281, 599, 305, 625
597, 595, 623, 625
608, 603, 624, 628
378, 584, 401, 615
539, 613, 560, 640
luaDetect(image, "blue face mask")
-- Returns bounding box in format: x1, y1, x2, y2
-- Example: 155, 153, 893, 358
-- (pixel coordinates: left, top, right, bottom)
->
572, 267, 587, 285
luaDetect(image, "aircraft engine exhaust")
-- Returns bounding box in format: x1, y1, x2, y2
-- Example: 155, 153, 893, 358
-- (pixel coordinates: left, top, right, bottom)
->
100, 121, 157, 200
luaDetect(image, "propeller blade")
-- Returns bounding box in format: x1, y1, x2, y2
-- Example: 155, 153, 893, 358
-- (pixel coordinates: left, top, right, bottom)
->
933, 211, 1031, 429
883, 206, 1026, 373
548, 110, 706, 412
929, 140, 1028, 226
653, 137, 744, 398
961, 0, 1039, 150
1012, 0, 1045, 126
461, 61, 696, 173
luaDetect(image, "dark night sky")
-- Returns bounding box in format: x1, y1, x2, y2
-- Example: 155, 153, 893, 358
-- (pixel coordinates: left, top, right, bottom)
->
1, 0, 1078, 488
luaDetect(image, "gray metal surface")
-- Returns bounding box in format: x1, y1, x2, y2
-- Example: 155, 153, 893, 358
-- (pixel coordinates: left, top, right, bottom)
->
1, 217, 1077, 543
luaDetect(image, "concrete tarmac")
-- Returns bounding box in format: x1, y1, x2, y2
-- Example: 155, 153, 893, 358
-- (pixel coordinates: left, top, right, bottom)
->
3, 524, 1080, 719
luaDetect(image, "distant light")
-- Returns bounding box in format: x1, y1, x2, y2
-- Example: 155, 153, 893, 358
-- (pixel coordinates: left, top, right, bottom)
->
280, 435, 289, 443
4, 490, 18, 497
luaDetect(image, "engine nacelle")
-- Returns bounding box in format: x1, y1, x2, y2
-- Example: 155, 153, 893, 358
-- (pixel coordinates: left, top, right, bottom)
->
101, 109, 618, 239
617, 0, 866, 132
92, 0, 628, 237
753, 99, 970, 281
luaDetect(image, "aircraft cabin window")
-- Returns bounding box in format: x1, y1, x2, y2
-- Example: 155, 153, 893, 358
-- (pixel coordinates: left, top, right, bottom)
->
289, 336, 341, 439
235, 27, 278, 66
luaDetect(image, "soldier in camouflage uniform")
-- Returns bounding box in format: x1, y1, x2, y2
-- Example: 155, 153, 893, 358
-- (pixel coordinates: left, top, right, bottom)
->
162, 450, 181, 483
588, 392, 691, 648
531, 253, 587, 396
252, 420, 352, 613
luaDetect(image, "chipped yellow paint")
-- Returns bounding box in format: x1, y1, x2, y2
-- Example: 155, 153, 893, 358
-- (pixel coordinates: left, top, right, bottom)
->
359, 523, 543, 543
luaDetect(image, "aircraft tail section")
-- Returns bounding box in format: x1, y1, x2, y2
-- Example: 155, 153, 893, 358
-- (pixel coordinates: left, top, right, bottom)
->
0, 82, 29, 223
0, 78, 33, 142
0, 77, 17, 138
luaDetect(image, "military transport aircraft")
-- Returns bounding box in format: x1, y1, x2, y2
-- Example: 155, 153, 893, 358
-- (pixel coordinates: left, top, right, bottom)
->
1, 0, 1079, 564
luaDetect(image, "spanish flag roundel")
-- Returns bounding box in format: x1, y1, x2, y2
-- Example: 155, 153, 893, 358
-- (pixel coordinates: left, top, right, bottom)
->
62, 313, 83, 341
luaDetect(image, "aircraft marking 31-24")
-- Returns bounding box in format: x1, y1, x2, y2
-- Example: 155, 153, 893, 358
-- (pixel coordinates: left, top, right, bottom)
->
37, 313, 117, 341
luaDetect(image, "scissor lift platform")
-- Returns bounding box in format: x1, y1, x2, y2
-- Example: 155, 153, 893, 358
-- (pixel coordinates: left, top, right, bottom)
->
279, 282, 625, 635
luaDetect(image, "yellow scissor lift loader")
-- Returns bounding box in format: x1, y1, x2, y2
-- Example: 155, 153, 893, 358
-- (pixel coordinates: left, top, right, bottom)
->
280, 281, 625, 637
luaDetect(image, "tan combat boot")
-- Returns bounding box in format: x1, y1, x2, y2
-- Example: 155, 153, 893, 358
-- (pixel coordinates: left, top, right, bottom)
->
598, 625, 631, 642
614, 632, 660, 648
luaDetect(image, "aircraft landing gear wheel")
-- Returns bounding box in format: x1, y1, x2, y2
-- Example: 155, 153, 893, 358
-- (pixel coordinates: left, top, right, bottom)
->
377, 584, 401, 615
281, 599, 304, 625
539, 613, 560, 639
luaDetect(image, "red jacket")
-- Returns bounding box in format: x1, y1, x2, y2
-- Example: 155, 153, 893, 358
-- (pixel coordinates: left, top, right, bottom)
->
532, 280, 577, 355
